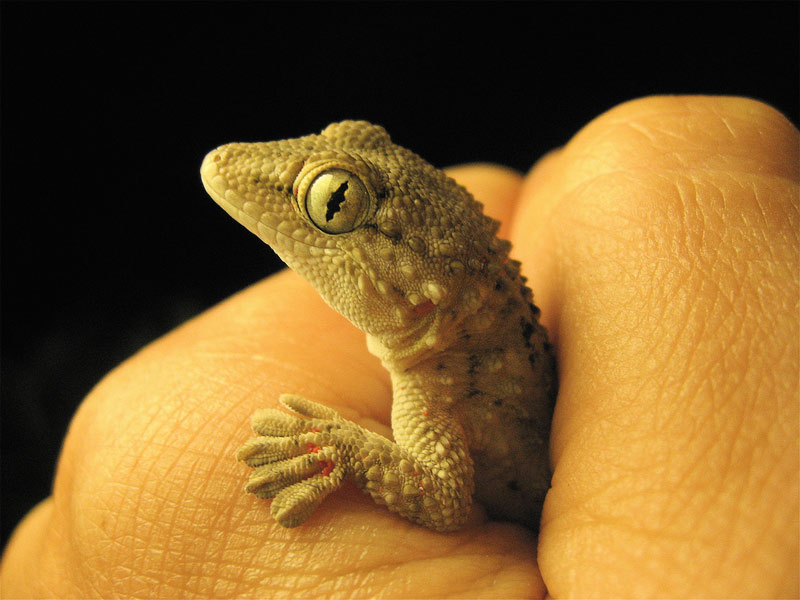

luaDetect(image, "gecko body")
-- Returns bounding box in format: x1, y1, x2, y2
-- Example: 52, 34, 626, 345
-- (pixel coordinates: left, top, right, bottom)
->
201, 121, 556, 532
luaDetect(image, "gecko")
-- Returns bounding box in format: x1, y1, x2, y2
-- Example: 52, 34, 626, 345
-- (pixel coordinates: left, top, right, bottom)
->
200, 121, 557, 532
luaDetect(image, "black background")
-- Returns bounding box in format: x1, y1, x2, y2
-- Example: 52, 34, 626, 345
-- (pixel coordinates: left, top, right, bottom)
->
2, 2, 797, 549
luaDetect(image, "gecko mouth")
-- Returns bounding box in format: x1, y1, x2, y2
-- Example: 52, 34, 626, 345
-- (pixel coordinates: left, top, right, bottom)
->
200, 149, 272, 244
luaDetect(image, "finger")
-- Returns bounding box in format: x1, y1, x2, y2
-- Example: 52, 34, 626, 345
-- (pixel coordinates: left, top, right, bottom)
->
514, 96, 798, 597
0, 499, 68, 597
0, 269, 545, 598
445, 163, 523, 240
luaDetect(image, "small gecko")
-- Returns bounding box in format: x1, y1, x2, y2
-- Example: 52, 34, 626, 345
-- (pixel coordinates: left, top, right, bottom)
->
200, 121, 557, 532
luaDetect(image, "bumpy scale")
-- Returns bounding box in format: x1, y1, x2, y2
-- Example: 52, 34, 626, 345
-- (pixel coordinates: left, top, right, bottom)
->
200, 121, 557, 532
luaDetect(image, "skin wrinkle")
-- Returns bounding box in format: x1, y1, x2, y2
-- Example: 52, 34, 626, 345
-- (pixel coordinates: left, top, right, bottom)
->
567, 190, 700, 429
77, 436, 146, 585
2, 97, 795, 598
530, 98, 798, 597
138, 423, 201, 574
610, 174, 765, 556
89, 369, 231, 596
269, 527, 528, 599
651, 322, 746, 550
183, 476, 235, 582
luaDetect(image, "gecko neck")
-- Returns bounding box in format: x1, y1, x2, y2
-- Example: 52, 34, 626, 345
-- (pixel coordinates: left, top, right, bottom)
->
382, 284, 554, 455
367, 271, 548, 389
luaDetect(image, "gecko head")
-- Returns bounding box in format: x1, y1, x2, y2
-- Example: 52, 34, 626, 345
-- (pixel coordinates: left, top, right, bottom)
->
201, 121, 505, 340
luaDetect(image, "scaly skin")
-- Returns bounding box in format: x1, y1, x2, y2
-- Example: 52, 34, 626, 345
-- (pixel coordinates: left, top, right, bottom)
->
200, 121, 556, 532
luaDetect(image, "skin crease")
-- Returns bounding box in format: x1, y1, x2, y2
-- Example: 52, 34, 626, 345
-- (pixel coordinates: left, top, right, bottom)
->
1, 97, 797, 598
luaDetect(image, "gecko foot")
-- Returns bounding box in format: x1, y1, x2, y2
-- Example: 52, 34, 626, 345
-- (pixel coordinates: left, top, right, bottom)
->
236, 394, 353, 527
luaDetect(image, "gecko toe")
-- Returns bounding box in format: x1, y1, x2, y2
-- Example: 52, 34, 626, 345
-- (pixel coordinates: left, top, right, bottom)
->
279, 394, 342, 420
244, 451, 336, 498
236, 433, 319, 466
270, 467, 346, 527
250, 407, 311, 436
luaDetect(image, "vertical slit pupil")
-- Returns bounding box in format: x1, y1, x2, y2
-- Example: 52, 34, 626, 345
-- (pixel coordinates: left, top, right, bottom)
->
326, 181, 349, 222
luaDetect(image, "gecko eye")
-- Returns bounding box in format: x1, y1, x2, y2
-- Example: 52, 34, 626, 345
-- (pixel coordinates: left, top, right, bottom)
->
304, 169, 370, 234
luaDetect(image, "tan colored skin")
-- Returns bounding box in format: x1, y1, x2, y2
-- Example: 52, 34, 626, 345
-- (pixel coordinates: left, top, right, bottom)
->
201, 121, 557, 532
2, 97, 797, 597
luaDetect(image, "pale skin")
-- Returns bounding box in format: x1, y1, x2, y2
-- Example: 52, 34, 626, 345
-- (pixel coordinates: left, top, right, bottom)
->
1, 96, 797, 598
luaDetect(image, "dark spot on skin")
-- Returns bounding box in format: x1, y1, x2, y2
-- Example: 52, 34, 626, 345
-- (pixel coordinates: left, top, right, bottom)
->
543, 341, 553, 353
494, 279, 504, 291
507, 480, 520, 492
252, 178, 261, 184
520, 318, 535, 346
467, 354, 481, 375
498, 303, 513, 317
436, 362, 446, 371
500, 297, 521, 318
466, 389, 480, 398
528, 352, 538, 367
493, 398, 503, 407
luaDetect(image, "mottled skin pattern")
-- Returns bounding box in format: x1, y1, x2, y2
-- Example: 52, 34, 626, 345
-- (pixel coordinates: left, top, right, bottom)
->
200, 121, 557, 532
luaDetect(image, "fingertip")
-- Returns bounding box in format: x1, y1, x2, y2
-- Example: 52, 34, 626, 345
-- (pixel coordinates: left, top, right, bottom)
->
519, 95, 799, 597
445, 163, 523, 239
1, 497, 64, 597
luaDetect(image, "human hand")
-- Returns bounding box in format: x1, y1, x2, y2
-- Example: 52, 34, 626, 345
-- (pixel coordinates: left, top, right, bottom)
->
2, 96, 796, 598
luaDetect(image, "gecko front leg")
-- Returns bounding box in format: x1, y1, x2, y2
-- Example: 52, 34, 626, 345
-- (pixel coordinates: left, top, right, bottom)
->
237, 392, 474, 532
